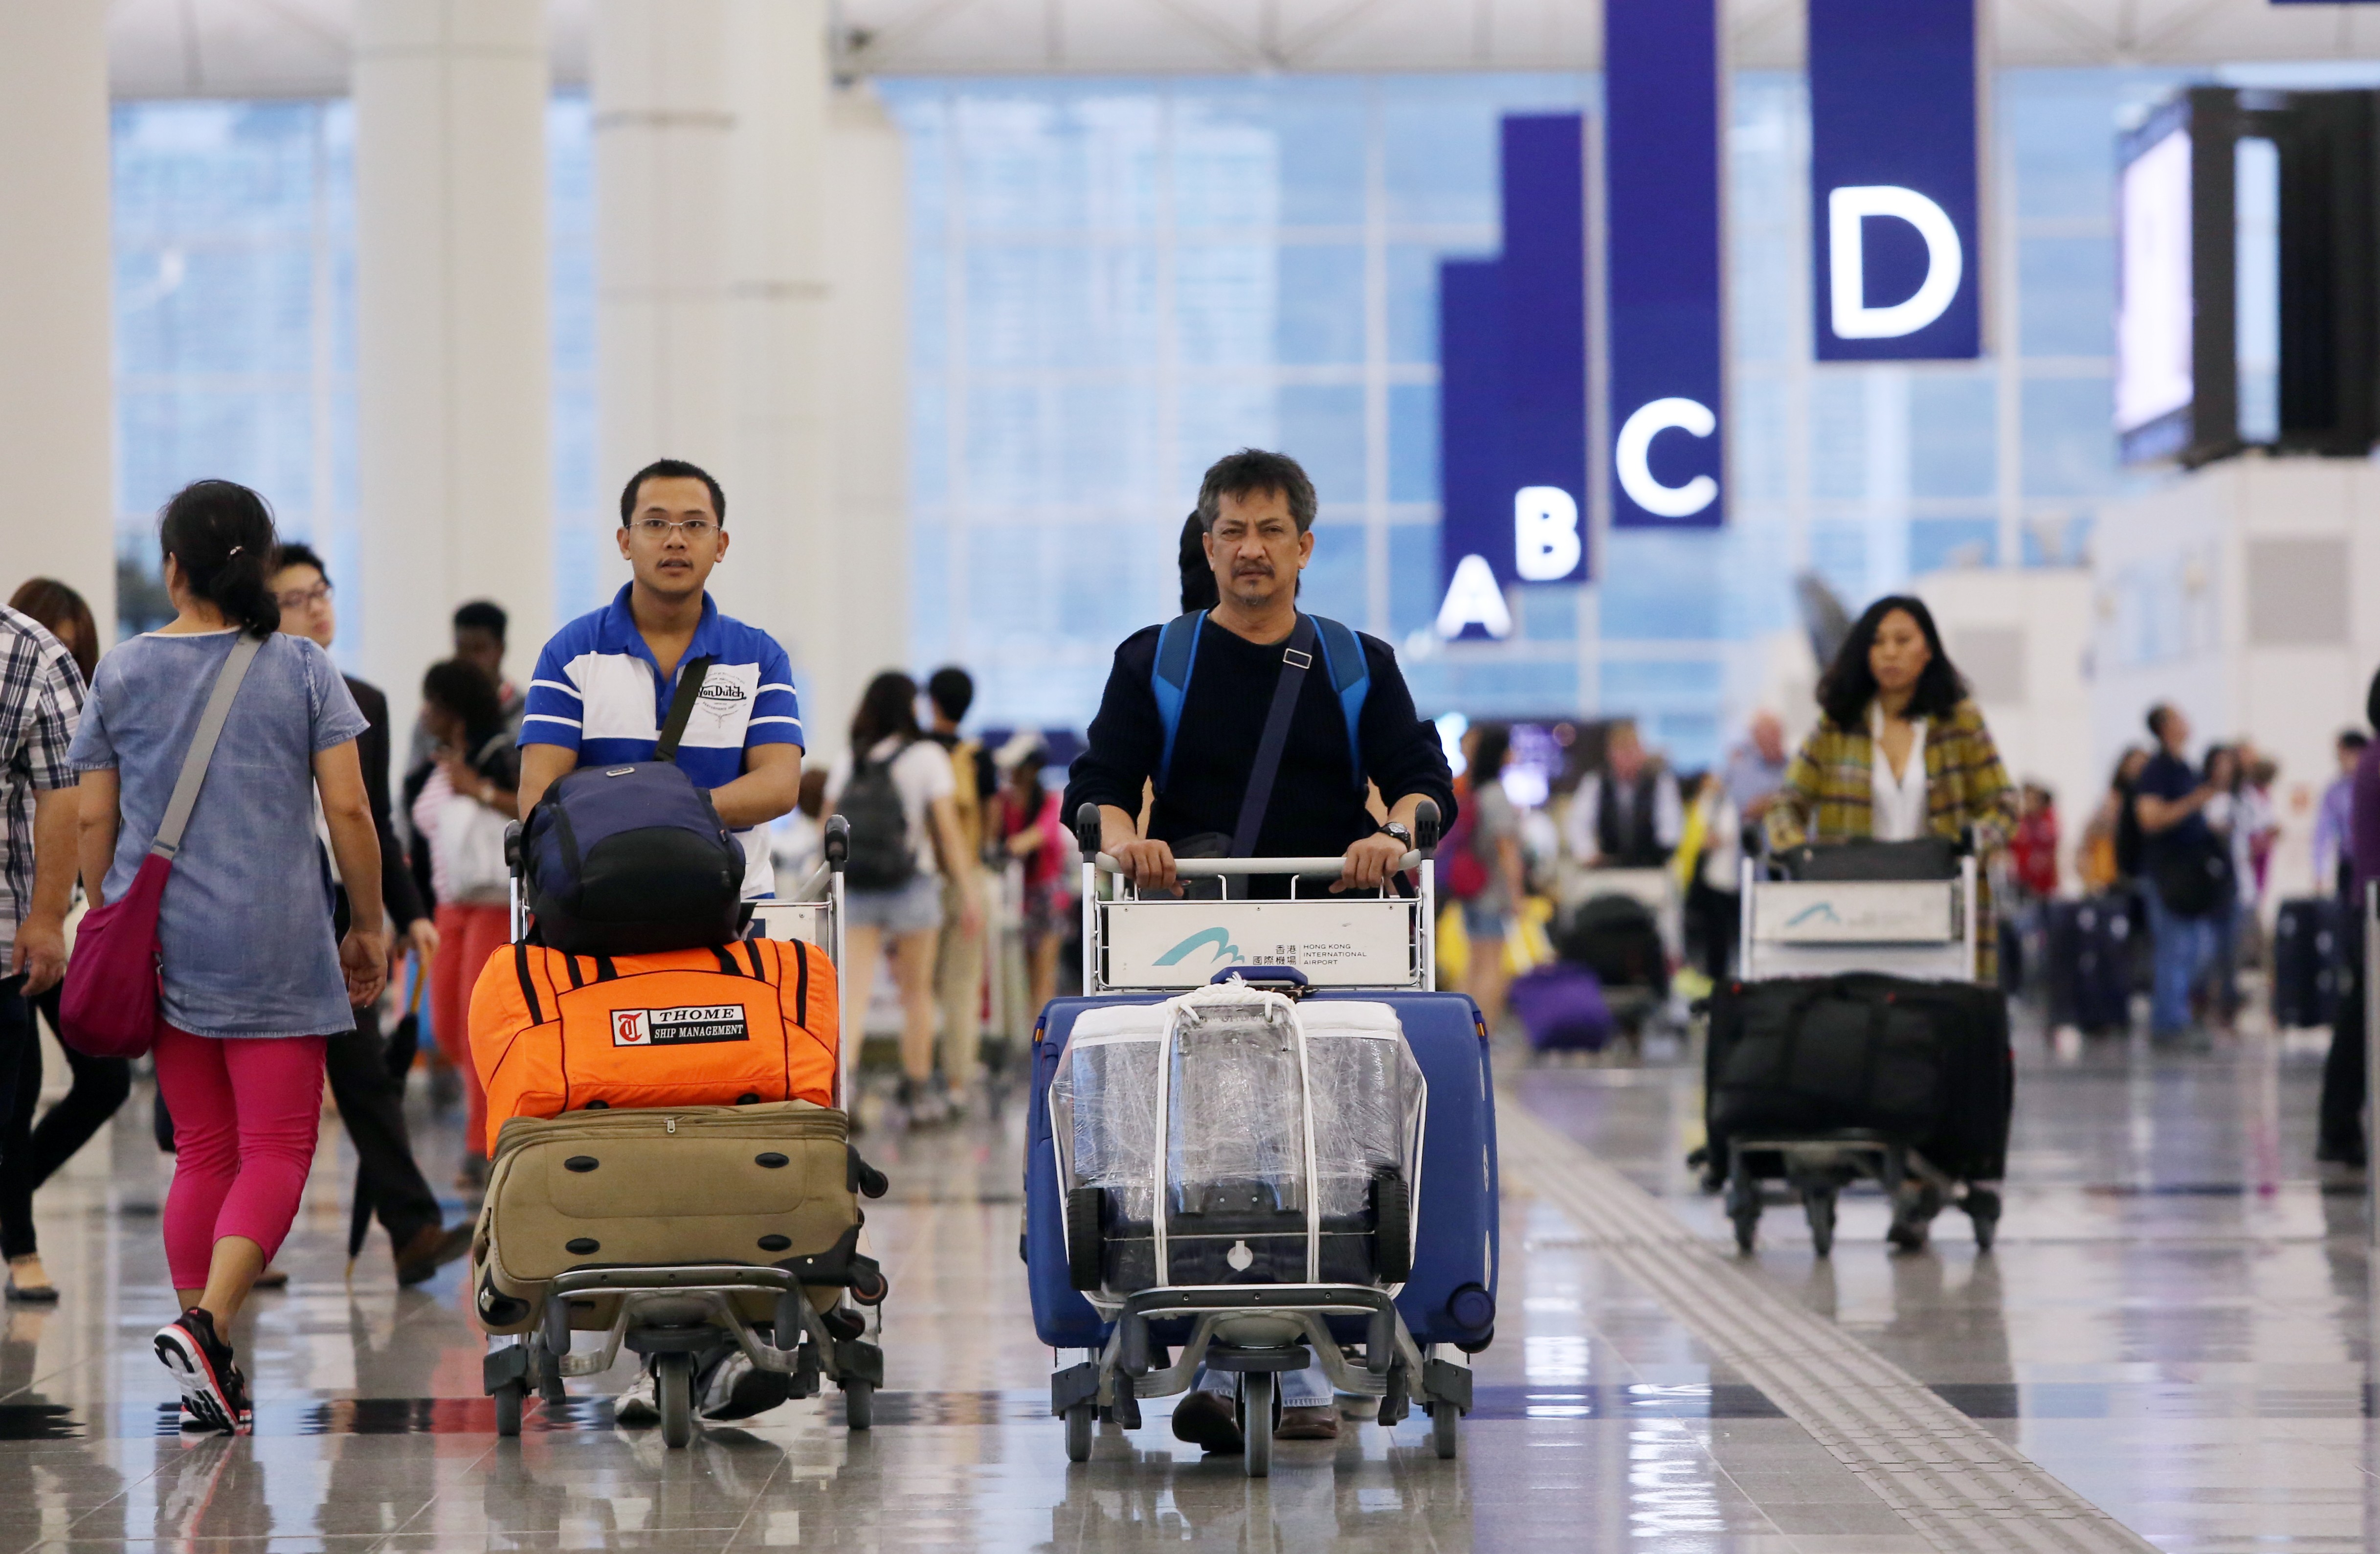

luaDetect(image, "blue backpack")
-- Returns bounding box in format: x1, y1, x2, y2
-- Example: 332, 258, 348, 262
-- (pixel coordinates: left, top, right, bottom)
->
522, 656, 747, 955
1150, 610, 1370, 794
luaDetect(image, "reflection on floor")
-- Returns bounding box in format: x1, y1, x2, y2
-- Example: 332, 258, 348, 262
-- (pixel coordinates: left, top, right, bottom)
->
0, 1019, 2368, 1551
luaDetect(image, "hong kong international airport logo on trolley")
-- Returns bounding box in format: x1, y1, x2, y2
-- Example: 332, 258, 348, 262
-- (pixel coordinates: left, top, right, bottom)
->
612, 1005, 753, 1047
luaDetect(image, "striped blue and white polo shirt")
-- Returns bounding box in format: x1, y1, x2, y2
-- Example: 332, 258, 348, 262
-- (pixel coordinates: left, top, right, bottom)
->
519, 584, 803, 898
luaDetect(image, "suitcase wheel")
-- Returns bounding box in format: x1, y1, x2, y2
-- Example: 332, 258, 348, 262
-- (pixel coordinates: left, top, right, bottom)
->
1063, 1399, 1093, 1461
844, 1379, 875, 1430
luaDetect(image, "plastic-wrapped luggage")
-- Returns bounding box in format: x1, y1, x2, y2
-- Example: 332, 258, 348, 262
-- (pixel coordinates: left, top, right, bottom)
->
1049, 985, 1424, 1297
1026, 986, 1498, 1353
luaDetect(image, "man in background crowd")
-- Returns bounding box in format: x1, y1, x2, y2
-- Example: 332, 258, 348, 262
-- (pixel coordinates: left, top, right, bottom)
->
924, 666, 996, 1110
1566, 720, 1682, 868
267, 545, 472, 1285
407, 599, 521, 777
1723, 709, 1788, 826
2134, 704, 2227, 1047
2315, 729, 2368, 900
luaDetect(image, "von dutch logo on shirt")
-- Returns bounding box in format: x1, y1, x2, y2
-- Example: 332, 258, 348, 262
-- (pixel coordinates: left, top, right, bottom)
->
680, 662, 760, 749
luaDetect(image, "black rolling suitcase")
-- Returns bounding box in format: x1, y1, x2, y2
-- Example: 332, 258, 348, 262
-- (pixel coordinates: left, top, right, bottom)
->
2046, 895, 2134, 1034
2272, 896, 2347, 1031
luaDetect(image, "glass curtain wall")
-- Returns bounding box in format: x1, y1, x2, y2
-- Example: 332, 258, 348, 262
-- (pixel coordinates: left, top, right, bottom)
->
111, 71, 2183, 758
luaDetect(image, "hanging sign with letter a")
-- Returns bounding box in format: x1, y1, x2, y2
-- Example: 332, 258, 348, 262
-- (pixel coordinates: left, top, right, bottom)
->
1809, 0, 1982, 360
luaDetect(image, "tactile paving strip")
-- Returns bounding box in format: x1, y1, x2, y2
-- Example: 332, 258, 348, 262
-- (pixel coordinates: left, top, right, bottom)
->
1499, 1103, 2160, 1554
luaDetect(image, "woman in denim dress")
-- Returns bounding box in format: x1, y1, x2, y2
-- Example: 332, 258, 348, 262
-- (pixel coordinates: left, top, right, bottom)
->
69, 481, 387, 1432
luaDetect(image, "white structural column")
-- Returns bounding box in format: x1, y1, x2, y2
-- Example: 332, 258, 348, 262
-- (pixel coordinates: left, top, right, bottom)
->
355, 0, 554, 725
595, 0, 907, 766
0, 1, 114, 632
593, 0, 734, 485
816, 85, 911, 761
716, 0, 834, 739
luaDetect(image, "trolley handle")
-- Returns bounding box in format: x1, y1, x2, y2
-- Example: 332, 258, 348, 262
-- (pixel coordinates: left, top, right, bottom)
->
1212, 965, 1310, 992
1093, 852, 1420, 878
823, 813, 850, 870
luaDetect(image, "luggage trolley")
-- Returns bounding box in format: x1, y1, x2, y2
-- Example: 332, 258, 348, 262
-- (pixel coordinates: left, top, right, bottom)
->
1030, 800, 1498, 1477
477, 815, 890, 1446
1720, 845, 2002, 1255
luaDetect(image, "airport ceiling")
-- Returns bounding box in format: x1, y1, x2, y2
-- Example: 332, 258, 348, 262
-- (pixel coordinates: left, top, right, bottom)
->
107, 0, 2380, 98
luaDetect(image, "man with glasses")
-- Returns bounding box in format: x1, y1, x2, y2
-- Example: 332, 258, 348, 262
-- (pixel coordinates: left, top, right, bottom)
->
515, 460, 802, 901
261, 544, 474, 1288
513, 458, 804, 1425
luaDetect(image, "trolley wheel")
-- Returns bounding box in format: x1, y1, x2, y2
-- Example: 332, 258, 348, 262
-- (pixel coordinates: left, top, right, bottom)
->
1887, 1180, 1942, 1253
1966, 1187, 2002, 1252
1430, 1399, 1459, 1460
492, 1379, 524, 1438
1726, 1174, 1761, 1254
1063, 1400, 1093, 1462
844, 1379, 875, 1431
656, 1352, 694, 1448
1803, 1186, 1837, 1259
1239, 1372, 1274, 1478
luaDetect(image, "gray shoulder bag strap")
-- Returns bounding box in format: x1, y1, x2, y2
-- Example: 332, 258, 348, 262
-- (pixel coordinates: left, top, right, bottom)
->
150, 633, 265, 863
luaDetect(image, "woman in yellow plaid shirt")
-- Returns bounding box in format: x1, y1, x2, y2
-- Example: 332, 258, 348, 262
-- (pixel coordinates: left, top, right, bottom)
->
1765, 595, 2017, 982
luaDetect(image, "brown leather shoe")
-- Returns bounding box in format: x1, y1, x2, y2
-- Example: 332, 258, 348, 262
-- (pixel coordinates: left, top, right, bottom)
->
394, 1223, 475, 1287
1273, 1405, 1339, 1441
1169, 1390, 1245, 1454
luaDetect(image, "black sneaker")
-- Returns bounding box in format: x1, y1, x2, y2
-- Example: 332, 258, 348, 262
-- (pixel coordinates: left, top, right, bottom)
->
155, 1308, 252, 1435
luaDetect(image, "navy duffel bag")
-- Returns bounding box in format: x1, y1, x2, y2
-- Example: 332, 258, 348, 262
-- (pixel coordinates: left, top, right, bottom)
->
523, 760, 744, 955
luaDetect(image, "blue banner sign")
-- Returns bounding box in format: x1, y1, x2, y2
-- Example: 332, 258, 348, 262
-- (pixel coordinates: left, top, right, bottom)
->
1605, 0, 1725, 529
1808, 0, 1982, 360
1436, 114, 1589, 639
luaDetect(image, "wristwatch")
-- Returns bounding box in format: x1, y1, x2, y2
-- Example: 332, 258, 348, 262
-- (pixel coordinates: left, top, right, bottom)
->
1381, 822, 1414, 848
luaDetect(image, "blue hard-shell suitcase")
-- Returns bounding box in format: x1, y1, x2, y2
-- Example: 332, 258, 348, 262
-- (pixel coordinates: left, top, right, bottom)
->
1023, 989, 1499, 1352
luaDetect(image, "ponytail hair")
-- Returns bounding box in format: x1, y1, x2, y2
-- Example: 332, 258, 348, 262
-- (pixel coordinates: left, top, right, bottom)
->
159, 480, 280, 636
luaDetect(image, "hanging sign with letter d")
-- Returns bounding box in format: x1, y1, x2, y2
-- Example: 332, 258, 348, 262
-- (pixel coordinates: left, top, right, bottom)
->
1809, 0, 1983, 360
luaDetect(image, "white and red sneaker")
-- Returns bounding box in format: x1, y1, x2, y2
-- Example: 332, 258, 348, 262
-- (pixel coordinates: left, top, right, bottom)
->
154, 1308, 252, 1435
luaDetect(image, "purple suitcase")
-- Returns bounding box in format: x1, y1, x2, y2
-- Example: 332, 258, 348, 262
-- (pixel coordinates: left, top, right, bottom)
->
1510, 961, 1613, 1052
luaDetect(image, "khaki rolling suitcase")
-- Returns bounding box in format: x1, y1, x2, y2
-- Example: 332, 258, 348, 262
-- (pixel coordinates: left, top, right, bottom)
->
471, 1100, 871, 1335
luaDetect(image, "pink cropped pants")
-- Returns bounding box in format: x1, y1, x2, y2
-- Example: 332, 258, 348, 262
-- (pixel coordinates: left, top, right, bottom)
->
154, 1024, 328, 1289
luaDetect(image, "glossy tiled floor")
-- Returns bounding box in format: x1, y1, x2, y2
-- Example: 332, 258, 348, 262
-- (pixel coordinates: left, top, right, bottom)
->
0, 1008, 2370, 1551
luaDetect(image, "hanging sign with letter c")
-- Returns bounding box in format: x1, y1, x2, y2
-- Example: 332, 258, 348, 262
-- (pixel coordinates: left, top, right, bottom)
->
1606, 0, 1725, 529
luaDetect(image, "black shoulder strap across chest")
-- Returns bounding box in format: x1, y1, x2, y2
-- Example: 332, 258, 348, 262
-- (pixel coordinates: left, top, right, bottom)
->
655, 655, 716, 764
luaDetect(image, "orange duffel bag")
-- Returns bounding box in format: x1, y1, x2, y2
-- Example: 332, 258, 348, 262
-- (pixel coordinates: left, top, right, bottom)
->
467, 937, 839, 1155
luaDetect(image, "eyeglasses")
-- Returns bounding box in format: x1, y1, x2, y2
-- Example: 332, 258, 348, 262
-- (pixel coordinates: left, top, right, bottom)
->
274, 580, 333, 610
630, 517, 718, 542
